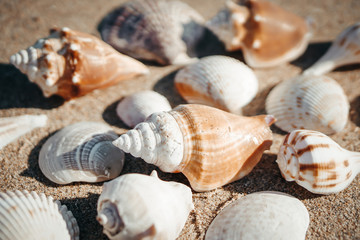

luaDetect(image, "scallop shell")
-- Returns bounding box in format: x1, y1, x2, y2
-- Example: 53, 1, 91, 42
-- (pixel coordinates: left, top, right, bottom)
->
0, 114, 47, 150
10, 27, 149, 99
206, 0, 312, 68
113, 104, 275, 192
97, 170, 193, 240
277, 130, 360, 194
39, 122, 124, 184
116, 90, 172, 128
0, 190, 79, 240
265, 74, 349, 135
174, 55, 258, 114
99, 0, 205, 65
205, 191, 309, 240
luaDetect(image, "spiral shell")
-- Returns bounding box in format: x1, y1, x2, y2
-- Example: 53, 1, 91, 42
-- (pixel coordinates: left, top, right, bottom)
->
277, 130, 360, 194
205, 191, 309, 240
39, 122, 124, 184
265, 74, 349, 135
174, 55, 258, 114
0, 190, 79, 240
97, 170, 193, 240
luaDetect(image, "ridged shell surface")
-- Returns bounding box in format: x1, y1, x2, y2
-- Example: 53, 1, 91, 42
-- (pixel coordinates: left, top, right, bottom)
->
277, 130, 360, 194
175, 55, 258, 114
97, 171, 193, 240
99, 0, 205, 65
39, 122, 124, 184
0, 190, 79, 240
265, 74, 349, 135
205, 191, 309, 240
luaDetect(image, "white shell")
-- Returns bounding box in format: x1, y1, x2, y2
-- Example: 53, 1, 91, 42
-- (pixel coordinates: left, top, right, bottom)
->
97, 170, 194, 240
39, 122, 124, 184
116, 90, 172, 128
0, 190, 79, 240
0, 114, 47, 150
265, 74, 349, 134
174, 55, 258, 114
277, 130, 360, 194
304, 22, 360, 76
205, 191, 309, 240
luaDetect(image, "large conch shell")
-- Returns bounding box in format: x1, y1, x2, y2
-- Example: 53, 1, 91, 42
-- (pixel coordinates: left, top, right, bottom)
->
112, 104, 275, 192
206, 0, 312, 68
0, 190, 79, 240
39, 122, 124, 184
97, 170, 193, 240
277, 130, 360, 194
10, 27, 149, 99
205, 191, 309, 240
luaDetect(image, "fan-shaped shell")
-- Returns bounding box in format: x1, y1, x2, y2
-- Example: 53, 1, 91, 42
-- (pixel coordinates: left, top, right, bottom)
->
174, 55, 258, 114
0, 190, 79, 240
205, 191, 309, 240
265, 74, 349, 135
39, 122, 124, 184
97, 171, 193, 240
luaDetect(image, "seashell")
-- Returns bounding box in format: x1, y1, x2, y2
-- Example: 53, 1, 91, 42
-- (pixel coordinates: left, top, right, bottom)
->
39, 121, 124, 184
113, 104, 275, 192
116, 90, 172, 128
0, 114, 47, 150
99, 0, 205, 65
97, 170, 193, 240
10, 27, 149, 99
276, 129, 360, 194
304, 22, 360, 76
206, 0, 312, 68
265, 74, 349, 135
205, 191, 309, 240
174, 55, 258, 114
0, 190, 79, 240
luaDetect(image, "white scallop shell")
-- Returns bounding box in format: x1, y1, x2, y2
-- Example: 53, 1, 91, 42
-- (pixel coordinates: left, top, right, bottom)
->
39, 122, 124, 184
265, 74, 349, 134
0, 190, 79, 240
97, 170, 194, 240
205, 191, 309, 240
174, 55, 258, 114
116, 90, 172, 128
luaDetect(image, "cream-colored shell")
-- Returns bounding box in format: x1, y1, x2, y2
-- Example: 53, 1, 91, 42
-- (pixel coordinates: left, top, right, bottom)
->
0, 190, 79, 240
39, 122, 124, 184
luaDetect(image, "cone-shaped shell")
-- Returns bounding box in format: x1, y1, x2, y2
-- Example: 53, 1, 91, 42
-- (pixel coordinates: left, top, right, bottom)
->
205, 191, 309, 240
0, 190, 79, 240
113, 104, 275, 191
10, 27, 149, 99
96, 171, 194, 240
174, 55, 258, 114
39, 122, 124, 184
277, 130, 360, 194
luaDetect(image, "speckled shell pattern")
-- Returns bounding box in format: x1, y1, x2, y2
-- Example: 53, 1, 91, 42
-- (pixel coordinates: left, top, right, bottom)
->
96, 171, 193, 240
99, 0, 205, 65
276, 130, 360, 194
10, 27, 149, 99
265, 74, 349, 135
205, 191, 309, 240
39, 122, 124, 184
174, 55, 258, 114
0, 190, 79, 240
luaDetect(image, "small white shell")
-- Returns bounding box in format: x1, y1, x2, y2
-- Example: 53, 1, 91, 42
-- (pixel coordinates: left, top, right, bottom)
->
39, 122, 124, 184
0, 190, 79, 240
97, 170, 194, 240
205, 191, 309, 240
265, 74, 349, 134
0, 114, 47, 150
174, 55, 258, 114
116, 90, 172, 128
